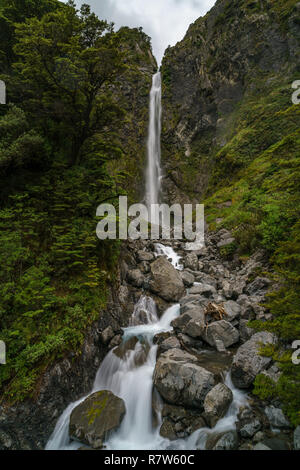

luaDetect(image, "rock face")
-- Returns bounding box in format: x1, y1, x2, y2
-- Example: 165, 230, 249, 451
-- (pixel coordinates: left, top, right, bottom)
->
161, 0, 299, 203
231, 332, 276, 389
160, 404, 206, 440
171, 306, 206, 338
149, 257, 185, 302
69, 391, 126, 449
203, 383, 233, 427
153, 349, 215, 409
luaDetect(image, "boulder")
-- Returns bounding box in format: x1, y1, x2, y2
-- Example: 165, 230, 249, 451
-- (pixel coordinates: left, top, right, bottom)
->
189, 283, 216, 298
223, 300, 241, 321
205, 430, 238, 450
264, 406, 291, 429
158, 336, 181, 357
69, 391, 126, 449
203, 383, 233, 427
160, 405, 206, 440
184, 253, 199, 271
149, 257, 185, 302
231, 332, 276, 389
137, 250, 154, 262
180, 271, 195, 287
202, 320, 239, 349
127, 269, 144, 288
153, 349, 215, 409
171, 307, 206, 339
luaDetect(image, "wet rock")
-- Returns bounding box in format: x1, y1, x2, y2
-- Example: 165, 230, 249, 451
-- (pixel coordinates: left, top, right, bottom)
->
294, 425, 300, 450
113, 337, 139, 359
108, 335, 122, 350
149, 257, 185, 302
205, 430, 238, 450
69, 391, 126, 449
158, 336, 181, 357
203, 383, 233, 427
180, 271, 195, 287
160, 405, 206, 440
202, 320, 239, 349
100, 326, 115, 345
264, 406, 291, 429
153, 349, 215, 409
127, 269, 145, 288
231, 332, 276, 389
177, 333, 204, 351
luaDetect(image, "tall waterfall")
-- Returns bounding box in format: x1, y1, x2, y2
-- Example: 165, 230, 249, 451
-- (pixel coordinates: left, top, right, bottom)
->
145, 72, 162, 209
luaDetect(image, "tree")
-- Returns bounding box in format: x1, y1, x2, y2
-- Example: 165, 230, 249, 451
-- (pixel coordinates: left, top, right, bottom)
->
12, 2, 125, 165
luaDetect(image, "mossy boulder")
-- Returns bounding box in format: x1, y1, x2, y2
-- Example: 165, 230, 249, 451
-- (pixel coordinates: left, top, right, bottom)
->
69, 390, 126, 449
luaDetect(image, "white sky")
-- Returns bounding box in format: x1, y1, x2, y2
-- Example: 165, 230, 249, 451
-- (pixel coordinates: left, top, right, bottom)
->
70, 0, 216, 64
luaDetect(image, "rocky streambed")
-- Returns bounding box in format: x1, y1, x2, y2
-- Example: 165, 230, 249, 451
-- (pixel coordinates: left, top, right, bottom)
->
46, 228, 299, 451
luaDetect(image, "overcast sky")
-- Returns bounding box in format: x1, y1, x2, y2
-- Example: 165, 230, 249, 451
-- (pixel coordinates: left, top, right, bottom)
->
70, 0, 216, 65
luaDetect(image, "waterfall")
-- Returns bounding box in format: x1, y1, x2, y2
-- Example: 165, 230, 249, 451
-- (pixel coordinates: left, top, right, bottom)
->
145, 72, 162, 209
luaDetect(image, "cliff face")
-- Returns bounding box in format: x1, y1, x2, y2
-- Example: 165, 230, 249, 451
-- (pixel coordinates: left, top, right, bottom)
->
161, 0, 300, 204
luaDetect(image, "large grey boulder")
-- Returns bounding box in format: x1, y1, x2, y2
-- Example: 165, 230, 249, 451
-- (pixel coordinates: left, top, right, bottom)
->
149, 257, 185, 302
153, 349, 215, 409
203, 383, 233, 427
202, 320, 239, 349
264, 406, 290, 429
231, 332, 277, 389
223, 300, 241, 321
172, 306, 206, 338
69, 391, 126, 449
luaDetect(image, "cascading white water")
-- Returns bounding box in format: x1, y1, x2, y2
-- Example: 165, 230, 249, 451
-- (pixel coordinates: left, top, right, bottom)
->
145, 72, 162, 209
154, 243, 184, 271
46, 292, 248, 450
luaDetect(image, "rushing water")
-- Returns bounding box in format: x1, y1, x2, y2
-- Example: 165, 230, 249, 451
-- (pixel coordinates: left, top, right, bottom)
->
154, 243, 184, 271
145, 72, 162, 209
46, 245, 248, 451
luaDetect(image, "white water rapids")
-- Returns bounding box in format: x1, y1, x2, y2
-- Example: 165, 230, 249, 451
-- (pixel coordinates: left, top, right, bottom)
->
46, 246, 248, 451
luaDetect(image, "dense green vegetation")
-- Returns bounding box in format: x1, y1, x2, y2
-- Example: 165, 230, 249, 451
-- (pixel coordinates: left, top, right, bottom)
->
0, 0, 153, 402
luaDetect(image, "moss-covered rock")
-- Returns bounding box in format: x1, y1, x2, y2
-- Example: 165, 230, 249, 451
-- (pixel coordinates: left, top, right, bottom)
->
69, 390, 126, 449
